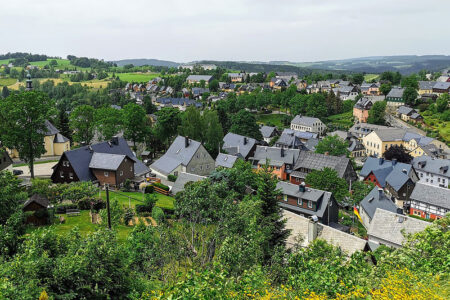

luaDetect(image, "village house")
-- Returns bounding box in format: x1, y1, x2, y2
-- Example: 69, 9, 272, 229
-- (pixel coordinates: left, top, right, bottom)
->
385, 87, 405, 107
275, 129, 319, 151
367, 208, 429, 250
150, 136, 215, 179
186, 75, 213, 85
409, 183, 450, 220
349, 123, 390, 139
353, 97, 375, 123
250, 146, 300, 181
418, 81, 437, 95
359, 187, 402, 229
215, 153, 239, 169
155, 98, 202, 111
360, 82, 381, 96
23, 194, 51, 226
290, 115, 326, 135
396, 106, 423, 124
412, 156, 450, 188
51, 137, 149, 187
171, 172, 206, 195
222, 132, 258, 160
290, 151, 357, 185
432, 82, 450, 95
332, 85, 359, 100
228, 73, 247, 83
348, 139, 366, 158
277, 181, 338, 225
7, 120, 70, 159
270, 78, 288, 90
259, 125, 279, 143
275, 72, 298, 81
294, 79, 308, 91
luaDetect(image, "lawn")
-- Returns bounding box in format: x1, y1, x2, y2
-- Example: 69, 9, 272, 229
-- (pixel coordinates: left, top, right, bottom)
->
422, 115, 450, 144
255, 113, 287, 128
364, 74, 380, 82
326, 111, 354, 130
100, 190, 175, 210
0, 77, 17, 87
115, 72, 161, 83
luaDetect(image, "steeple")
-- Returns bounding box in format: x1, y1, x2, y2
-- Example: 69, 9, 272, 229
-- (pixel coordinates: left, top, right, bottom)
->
25, 72, 33, 91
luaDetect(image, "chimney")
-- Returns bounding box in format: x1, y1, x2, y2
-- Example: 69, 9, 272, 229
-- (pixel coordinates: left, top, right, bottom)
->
111, 136, 119, 145
392, 158, 397, 165
243, 137, 248, 145
299, 182, 306, 192
379, 158, 384, 165
281, 147, 285, 157
378, 188, 383, 197
308, 216, 319, 242
402, 169, 407, 174
185, 136, 189, 148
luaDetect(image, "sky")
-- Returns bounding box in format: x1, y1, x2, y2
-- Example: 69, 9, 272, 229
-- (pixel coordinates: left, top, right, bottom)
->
1, 0, 449, 63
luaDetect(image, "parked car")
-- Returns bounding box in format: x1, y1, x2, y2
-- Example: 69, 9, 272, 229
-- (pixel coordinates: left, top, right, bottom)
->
13, 169, 24, 175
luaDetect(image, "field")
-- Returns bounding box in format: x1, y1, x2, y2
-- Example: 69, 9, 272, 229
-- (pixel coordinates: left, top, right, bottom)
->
6, 77, 112, 90
0, 77, 17, 87
364, 74, 380, 82
422, 115, 450, 144
115, 72, 161, 82
326, 111, 354, 130
255, 113, 286, 127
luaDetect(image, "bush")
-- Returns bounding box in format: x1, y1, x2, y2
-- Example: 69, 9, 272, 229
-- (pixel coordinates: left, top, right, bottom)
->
168, 174, 177, 182
136, 194, 157, 214
144, 185, 154, 194
152, 206, 165, 224
121, 179, 132, 192
153, 182, 169, 191
77, 197, 105, 211
55, 204, 78, 214
123, 208, 134, 226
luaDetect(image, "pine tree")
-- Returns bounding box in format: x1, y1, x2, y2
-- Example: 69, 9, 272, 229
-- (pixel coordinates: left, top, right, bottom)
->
57, 108, 72, 142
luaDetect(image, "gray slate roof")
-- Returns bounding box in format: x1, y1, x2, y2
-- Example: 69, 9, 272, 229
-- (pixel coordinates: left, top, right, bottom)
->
222, 132, 257, 159
43, 120, 60, 136
349, 123, 390, 137
360, 187, 400, 220
61, 137, 149, 181
171, 172, 206, 194
260, 125, 277, 138
418, 81, 436, 90
252, 146, 300, 166
412, 156, 450, 176
433, 82, 450, 90
291, 115, 322, 127
215, 153, 238, 168
186, 75, 212, 82
89, 153, 127, 171
360, 157, 413, 178
54, 133, 69, 143
293, 151, 351, 178
410, 183, 450, 209
368, 208, 429, 247
150, 136, 202, 175
23, 194, 50, 209
386, 87, 405, 98
397, 106, 415, 115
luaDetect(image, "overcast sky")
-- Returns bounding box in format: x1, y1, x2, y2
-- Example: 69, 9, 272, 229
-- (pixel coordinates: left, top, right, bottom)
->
1, 0, 449, 63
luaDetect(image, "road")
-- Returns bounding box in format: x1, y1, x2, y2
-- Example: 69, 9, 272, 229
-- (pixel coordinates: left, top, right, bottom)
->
385, 113, 427, 136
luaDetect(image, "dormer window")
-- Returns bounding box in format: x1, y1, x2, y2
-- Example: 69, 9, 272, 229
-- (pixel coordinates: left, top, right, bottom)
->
63, 161, 70, 167
308, 201, 313, 208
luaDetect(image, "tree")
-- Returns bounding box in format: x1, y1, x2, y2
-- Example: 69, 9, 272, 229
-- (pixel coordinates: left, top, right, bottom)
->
49, 59, 58, 67
0, 91, 54, 178
230, 109, 263, 140
401, 74, 418, 89
379, 83, 392, 96
305, 168, 349, 204
204, 110, 223, 158
367, 101, 386, 125
143, 95, 157, 114
122, 103, 149, 151
0, 171, 27, 225
56, 108, 71, 142
383, 145, 413, 163
350, 181, 375, 206
155, 107, 181, 148
1, 86, 9, 98
209, 79, 219, 92
94, 106, 123, 141
178, 106, 205, 142
306, 93, 328, 119
403, 87, 418, 106
436, 93, 449, 113
351, 73, 364, 85
315, 135, 350, 157
69, 105, 95, 144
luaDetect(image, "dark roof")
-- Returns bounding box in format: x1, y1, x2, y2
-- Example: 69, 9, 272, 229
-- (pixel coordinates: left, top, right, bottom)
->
418, 81, 436, 90
186, 75, 212, 82
412, 156, 450, 176
61, 137, 149, 181
291, 115, 323, 127
433, 82, 450, 90
222, 132, 257, 158
156, 97, 202, 108
252, 146, 300, 166
294, 151, 351, 178
386, 87, 405, 98
360, 157, 412, 178
44, 120, 59, 136
397, 106, 415, 116
360, 187, 400, 220
410, 183, 450, 209
23, 194, 50, 209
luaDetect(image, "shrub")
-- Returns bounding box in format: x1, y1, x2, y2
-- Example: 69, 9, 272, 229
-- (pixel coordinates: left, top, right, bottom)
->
168, 174, 177, 182
144, 185, 154, 194
153, 182, 169, 191
77, 197, 105, 211
152, 206, 165, 224
136, 194, 157, 214
55, 204, 78, 214
123, 208, 134, 226
122, 179, 132, 192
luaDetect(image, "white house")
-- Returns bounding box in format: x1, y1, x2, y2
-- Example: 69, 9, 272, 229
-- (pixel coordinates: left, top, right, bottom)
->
290, 115, 326, 135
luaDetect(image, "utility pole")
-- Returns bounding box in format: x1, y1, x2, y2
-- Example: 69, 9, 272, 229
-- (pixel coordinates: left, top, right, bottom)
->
105, 184, 111, 229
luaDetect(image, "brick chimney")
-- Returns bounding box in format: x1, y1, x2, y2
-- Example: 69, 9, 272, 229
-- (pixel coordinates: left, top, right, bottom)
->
185, 136, 189, 148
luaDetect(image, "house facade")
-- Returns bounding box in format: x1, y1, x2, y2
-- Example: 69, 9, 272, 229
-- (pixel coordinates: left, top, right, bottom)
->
409, 183, 450, 220
250, 146, 299, 181
290, 115, 326, 135
412, 156, 450, 188
385, 87, 405, 107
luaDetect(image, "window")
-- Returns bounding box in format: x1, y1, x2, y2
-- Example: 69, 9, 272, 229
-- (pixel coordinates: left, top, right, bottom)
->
283, 195, 287, 202
69, 172, 73, 179
298, 198, 303, 206
308, 201, 313, 208
60, 171, 64, 178
206, 164, 209, 169
63, 161, 70, 167
130, 167, 132, 172
104, 171, 109, 177
191, 167, 195, 172
120, 171, 123, 176
200, 165, 203, 170
420, 173, 423, 178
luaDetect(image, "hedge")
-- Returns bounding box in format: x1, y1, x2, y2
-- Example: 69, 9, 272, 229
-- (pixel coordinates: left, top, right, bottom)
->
153, 182, 169, 191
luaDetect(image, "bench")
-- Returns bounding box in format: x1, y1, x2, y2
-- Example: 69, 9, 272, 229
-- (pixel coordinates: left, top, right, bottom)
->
66, 209, 80, 216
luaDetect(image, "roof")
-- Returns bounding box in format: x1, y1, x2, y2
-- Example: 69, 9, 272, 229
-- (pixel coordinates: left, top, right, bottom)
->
156, 97, 202, 108
328, 130, 351, 140
61, 137, 149, 181
54, 133, 69, 143
373, 128, 407, 141
186, 75, 212, 82
410, 183, 450, 209
291, 115, 323, 127
354, 97, 373, 109
386, 87, 405, 98
433, 81, 450, 90
171, 172, 206, 194
283, 210, 367, 254
252, 146, 300, 166
412, 156, 450, 176
360, 157, 412, 178
260, 125, 277, 138
397, 106, 415, 115
360, 187, 400, 220
418, 81, 436, 90
294, 151, 351, 178
276, 129, 317, 149
349, 123, 390, 137
150, 136, 202, 175
89, 153, 127, 171
23, 194, 50, 209
385, 168, 412, 192
43, 120, 59, 136
222, 132, 257, 158
368, 208, 429, 247
215, 153, 238, 168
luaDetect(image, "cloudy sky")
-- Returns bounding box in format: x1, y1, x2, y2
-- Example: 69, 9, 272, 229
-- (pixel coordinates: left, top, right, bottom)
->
1, 0, 449, 62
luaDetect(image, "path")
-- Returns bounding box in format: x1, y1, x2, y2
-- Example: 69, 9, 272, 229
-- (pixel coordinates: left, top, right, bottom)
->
385, 113, 427, 135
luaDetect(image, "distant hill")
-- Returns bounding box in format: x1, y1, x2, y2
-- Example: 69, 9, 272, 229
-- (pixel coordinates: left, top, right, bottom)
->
279, 55, 450, 74
113, 58, 180, 68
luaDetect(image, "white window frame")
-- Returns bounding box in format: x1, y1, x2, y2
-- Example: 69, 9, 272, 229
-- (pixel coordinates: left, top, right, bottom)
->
104, 171, 109, 177
308, 200, 313, 208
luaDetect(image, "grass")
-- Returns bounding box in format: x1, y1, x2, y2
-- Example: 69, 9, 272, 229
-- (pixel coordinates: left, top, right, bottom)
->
7, 77, 112, 90
115, 72, 161, 82
0, 77, 17, 86
326, 111, 354, 129
419, 114, 450, 144
255, 113, 286, 128
364, 74, 380, 82
13, 159, 59, 167
99, 190, 175, 210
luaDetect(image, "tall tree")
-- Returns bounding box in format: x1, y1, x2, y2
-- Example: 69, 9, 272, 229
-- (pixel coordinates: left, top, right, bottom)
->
178, 106, 205, 142
56, 108, 72, 142
122, 103, 148, 151
379, 83, 392, 96
155, 107, 181, 148
1, 86, 9, 98
0, 91, 54, 178
69, 105, 95, 145
143, 95, 157, 114
351, 73, 364, 85
305, 167, 349, 205
230, 109, 263, 140
403, 87, 418, 106
436, 93, 449, 113
367, 101, 386, 125
383, 145, 413, 163
0, 171, 27, 225
94, 106, 123, 141
315, 135, 350, 157
204, 110, 223, 158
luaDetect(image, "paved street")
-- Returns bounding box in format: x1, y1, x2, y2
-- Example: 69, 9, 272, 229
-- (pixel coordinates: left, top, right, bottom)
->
14, 161, 57, 178
385, 113, 426, 135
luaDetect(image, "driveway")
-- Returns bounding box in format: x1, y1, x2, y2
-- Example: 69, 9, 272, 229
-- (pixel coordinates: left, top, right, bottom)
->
14, 162, 57, 178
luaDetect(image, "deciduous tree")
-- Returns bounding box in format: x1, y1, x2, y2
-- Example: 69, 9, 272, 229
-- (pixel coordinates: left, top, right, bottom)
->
69, 105, 95, 145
